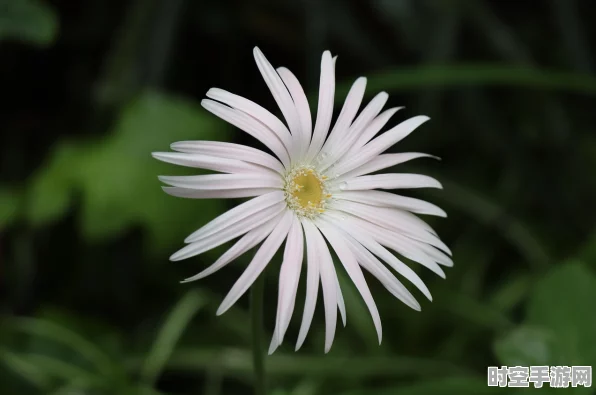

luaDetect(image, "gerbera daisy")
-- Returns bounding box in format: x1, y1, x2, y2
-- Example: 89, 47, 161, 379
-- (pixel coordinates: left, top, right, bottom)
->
153, 47, 452, 354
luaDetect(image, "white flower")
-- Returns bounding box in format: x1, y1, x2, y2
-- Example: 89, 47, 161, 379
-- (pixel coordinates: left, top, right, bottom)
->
153, 47, 452, 353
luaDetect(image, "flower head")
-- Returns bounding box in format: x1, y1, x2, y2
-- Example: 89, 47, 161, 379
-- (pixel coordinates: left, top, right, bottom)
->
153, 47, 451, 353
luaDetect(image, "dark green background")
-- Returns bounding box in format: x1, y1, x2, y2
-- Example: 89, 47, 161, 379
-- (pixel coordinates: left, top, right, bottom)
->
1, 0, 596, 394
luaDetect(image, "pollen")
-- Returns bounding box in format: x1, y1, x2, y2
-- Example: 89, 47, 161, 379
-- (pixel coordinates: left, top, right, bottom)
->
284, 165, 331, 218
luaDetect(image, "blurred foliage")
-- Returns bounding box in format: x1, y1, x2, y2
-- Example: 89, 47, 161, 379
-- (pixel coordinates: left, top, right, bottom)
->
1, 0, 596, 394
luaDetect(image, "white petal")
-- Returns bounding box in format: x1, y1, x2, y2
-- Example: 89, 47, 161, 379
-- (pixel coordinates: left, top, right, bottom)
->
318, 77, 367, 161
321, 91, 388, 170
269, 216, 304, 354
152, 152, 272, 174
170, 202, 286, 261
338, 153, 439, 180
316, 222, 383, 345
201, 99, 291, 167
277, 67, 312, 160
206, 88, 293, 154
162, 186, 277, 199
334, 273, 347, 327
338, 214, 446, 278
335, 190, 446, 217
331, 200, 449, 253
335, 173, 442, 191
306, 51, 335, 162
347, 107, 403, 154
324, 211, 432, 300
253, 48, 302, 140
341, 231, 421, 310
170, 141, 285, 174
333, 115, 430, 176
183, 191, 285, 242
302, 220, 337, 353
181, 214, 281, 282
216, 210, 294, 315
158, 173, 283, 190
295, 219, 321, 350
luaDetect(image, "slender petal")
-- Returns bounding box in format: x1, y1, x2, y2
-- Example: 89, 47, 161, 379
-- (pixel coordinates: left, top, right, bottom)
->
269, 216, 304, 354
338, 153, 439, 181
152, 152, 272, 174
333, 115, 430, 175
347, 107, 403, 154
303, 220, 338, 353
201, 99, 291, 167
184, 191, 285, 242
324, 211, 432, 301
321, 91, 388, 170
216, 210, 293, 316
170, 141, 285, 174
317, 222, 383, 344
306, 51, 335, 162
253, 48, 302, 141
335, 190, 447, 217
295, 219, 321, 350
158, 173, 283, 190
170, 203, 286, 261
277, 67, 312, 160
162, 186, 277, 199
206, 88, 293, 155
319, 77, 367, 162
335, 173, 442, 191
181, 214, 281, 282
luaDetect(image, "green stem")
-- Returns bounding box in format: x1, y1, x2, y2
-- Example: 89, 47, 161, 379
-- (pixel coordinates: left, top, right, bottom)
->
250, 275, 266, 395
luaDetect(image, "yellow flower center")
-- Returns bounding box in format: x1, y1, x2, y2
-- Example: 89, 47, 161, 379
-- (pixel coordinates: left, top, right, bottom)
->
284, 166, 331, 218
292, 172, 323, 208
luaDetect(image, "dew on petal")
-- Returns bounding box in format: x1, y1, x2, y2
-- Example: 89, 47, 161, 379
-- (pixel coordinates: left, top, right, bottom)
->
339, 181, 348, 190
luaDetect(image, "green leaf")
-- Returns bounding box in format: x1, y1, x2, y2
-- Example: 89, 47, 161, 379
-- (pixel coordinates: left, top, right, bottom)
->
526, 262, 596, 366
0, 188, 20, 228
7, 317, 115, 377
24, 91, 228, 252
0, 349, 52, 390
0, 0, 58, 46
494, 326, 559, 366
141, 290, 205, 385
25, 142, 81, 226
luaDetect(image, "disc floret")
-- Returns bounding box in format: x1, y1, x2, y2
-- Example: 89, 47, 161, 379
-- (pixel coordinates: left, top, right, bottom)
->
284, 165, 331, 218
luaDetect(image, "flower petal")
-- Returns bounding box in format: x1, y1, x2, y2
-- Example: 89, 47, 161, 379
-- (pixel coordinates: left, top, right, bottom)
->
269, 216, 304, 354
277, 67, 312, 161
253, 48, 302, 140
318, 77, 367, 162
333, 115, 430, 175
183, 191, 285, 243
170, 202, 285, 261
152, 152, 273, 174
158, 173, 283, 190
295, 219, 321, 351
161, 187, 277, 199
342, 232, 421, 310
339, 153, 440, 180
170, 141, 285, 175
216, 210, 294, 315
335, 173, 442, 191
201, 99, 290, 167
347, 107, 403, 154
206, 88, 293, 155
322, 91, 388, 170
306, 51, 335, 162
302, 220, 338, 353
335, 190, 446, 217
316, 221, 383, 345
181, 214, 281, 282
